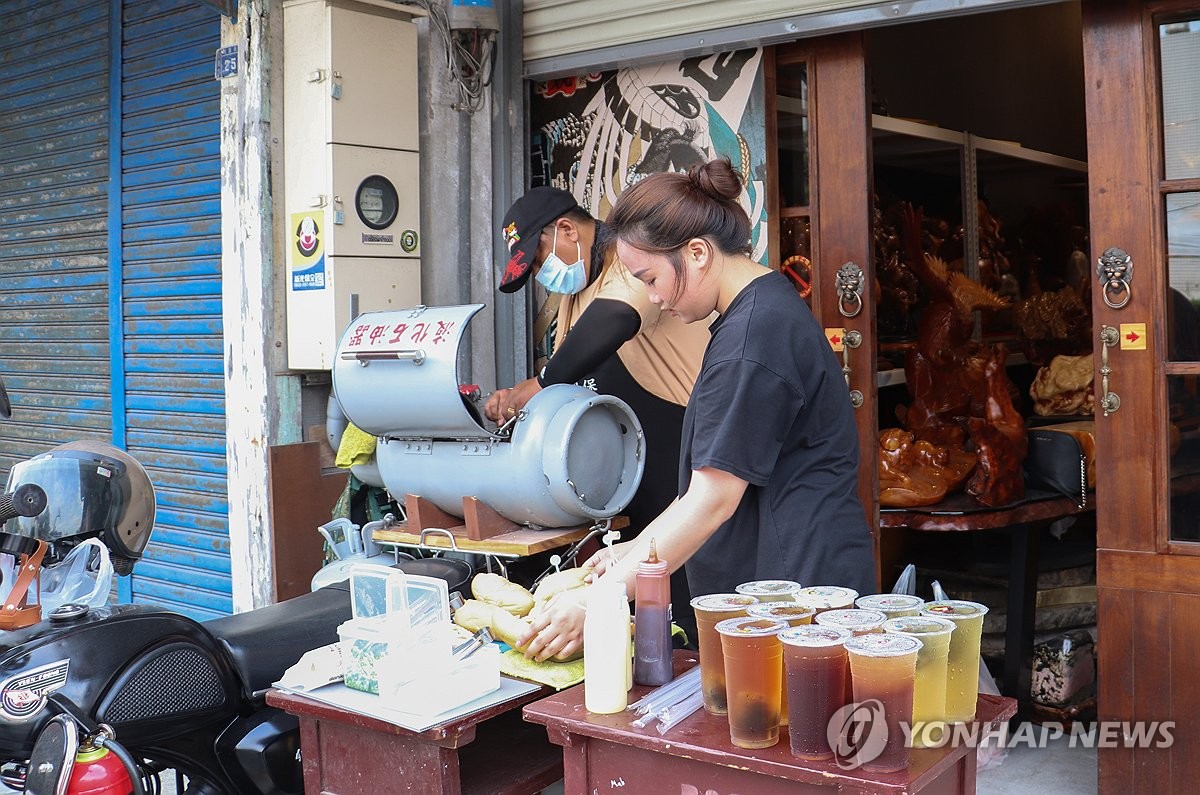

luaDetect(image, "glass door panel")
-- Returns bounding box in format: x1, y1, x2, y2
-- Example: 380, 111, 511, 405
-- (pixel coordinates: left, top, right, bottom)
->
776, 62, 810, 209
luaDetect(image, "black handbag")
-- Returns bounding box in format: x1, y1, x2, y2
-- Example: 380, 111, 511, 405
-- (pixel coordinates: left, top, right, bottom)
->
1024, 423, 1094, 508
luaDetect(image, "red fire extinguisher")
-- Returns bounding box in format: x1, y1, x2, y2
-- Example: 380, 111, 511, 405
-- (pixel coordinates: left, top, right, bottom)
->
64, 734, 132, 795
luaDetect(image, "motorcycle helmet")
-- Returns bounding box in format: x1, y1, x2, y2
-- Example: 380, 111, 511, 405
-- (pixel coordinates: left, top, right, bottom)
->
3, 441, 155, 575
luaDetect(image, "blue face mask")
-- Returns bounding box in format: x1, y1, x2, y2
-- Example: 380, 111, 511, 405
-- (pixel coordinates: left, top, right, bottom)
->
536, 226, 587, 295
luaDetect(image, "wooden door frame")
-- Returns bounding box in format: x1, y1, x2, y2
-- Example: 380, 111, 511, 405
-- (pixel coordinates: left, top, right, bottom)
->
773, 33, 880, 588
1085, 0, 1200, 790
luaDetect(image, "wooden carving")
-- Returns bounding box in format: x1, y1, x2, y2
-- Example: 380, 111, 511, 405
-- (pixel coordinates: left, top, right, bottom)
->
879, 428, 976, 507
965, 347, 1028, 507
894, 204, 1028, 507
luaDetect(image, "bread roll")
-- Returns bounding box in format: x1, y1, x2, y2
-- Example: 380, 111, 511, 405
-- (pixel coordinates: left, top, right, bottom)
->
452, 599, 531, 649
532, 567, 591, 603
471, 572, 535, 617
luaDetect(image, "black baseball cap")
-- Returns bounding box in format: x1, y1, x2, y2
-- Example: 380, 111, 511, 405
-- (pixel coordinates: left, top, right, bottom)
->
499, 187, 581, 293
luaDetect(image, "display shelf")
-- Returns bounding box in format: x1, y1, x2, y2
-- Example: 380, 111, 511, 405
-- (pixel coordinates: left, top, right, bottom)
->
872, 114, 965, 177
871, 115, 1087, 174
872, 114, 967, 145
869, 113, 1087, 383
875, 350, 1030, 388
973, 132, 1088, 173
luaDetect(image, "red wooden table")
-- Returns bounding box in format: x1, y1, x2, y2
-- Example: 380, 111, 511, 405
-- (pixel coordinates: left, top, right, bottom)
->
523, 652, 1017, 795
267, 682, 562, 795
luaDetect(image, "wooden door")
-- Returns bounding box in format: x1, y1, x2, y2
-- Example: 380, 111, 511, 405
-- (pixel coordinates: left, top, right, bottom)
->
1084, 0, 1200, 790
770, 34, 879, 587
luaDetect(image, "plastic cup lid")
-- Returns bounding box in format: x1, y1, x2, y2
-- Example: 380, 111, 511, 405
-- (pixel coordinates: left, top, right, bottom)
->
779, 625, 853, 648
793, 586, 859, 609
844, 633, 923, 657
883, 616, 956, 637
734, 579, 802, 596
691, 593, 759, 612
714, 616, 788, 637
814, 608, 888, 629
855, 593, 926, 611
921, 600, 990, 620
747, 602, 816, 621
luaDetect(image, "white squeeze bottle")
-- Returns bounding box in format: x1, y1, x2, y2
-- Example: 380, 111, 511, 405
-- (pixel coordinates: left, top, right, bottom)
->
584, 580, 630, 714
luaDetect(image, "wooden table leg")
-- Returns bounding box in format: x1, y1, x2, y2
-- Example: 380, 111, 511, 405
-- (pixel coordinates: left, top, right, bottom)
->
1005, 521, 1040, 719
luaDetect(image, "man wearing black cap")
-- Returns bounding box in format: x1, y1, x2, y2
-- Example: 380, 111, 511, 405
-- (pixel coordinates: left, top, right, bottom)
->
489, 186, 712, 642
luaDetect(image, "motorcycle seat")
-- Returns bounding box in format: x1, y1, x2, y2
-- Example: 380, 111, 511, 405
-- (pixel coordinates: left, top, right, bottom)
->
204, 582, 353, 698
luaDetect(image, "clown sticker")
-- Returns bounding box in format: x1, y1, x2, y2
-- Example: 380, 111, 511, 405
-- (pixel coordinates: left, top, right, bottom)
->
290, 212, 326, 291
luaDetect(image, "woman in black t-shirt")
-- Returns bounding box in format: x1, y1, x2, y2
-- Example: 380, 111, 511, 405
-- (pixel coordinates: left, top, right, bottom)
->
520, 158, 875, 663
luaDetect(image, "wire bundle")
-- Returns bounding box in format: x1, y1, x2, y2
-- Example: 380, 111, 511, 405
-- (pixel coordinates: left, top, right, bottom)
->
412, 0, 497, 113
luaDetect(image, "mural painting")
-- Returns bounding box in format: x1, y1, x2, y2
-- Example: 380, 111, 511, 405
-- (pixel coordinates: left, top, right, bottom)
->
529, 49, 768, 264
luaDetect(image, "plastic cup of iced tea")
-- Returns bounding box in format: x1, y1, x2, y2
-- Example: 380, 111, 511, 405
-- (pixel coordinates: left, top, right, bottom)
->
690, 594, 758, 714
855, 593, 926, 620
814, 608, 888, 636
792, 585, 859, 615
735, 579, 803, 602
746, 601, 816, 725
883, 615, 955, 748
921, 600, 988, 723
844, 633, 923, 773
779, 625, 853, 760
746, 601, 816, 626
716, 616, 788, 750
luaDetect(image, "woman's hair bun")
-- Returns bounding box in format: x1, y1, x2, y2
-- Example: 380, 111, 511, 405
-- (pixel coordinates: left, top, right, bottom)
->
689, 157, 743, 202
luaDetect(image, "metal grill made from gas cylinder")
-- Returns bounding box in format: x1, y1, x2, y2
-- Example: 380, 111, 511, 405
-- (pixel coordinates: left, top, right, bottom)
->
332, 304, 645, 528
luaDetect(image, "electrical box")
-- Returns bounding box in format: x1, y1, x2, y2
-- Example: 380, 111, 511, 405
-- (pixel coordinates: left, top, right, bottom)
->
282, 0, 422, 370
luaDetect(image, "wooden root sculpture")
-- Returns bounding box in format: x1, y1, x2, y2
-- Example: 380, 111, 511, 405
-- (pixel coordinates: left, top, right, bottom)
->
895, 204, 1028, 507
965, 346, 1028, 507
879, 428, 977, 507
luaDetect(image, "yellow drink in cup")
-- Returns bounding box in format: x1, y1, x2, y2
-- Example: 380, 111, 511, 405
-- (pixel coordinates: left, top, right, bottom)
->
855, 593, 926, 620
883, 615, 955, 747
735, 579, 803, 602
921, 600, 988, 722
690, 594, 758, 714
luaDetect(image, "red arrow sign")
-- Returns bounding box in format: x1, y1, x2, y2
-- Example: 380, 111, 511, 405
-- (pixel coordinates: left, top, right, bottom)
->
830, 334, 842, 345
1125, 330, 1140, 344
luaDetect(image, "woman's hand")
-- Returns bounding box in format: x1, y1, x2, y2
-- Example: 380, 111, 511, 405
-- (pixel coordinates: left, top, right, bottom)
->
582, 540, 633, 581
518, 585, 588, 662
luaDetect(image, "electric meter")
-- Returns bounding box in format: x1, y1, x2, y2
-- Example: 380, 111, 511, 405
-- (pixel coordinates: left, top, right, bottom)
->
355, 174, 399, 230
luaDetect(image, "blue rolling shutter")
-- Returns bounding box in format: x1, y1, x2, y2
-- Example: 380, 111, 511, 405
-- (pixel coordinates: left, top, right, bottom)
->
119, 0, 230, 619
0, 0, 113, 467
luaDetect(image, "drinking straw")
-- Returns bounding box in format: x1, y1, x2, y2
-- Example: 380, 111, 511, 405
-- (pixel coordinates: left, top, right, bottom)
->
627, 667, 702, 716
655, 689, 706, 735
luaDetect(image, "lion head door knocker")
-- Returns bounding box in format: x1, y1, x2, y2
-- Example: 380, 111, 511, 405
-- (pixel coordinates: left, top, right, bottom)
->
1097, 247, 1133, 310
836, 261, 865, 318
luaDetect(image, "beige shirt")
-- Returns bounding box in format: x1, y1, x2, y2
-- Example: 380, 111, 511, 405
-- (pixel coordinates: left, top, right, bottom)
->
555, 258, 713, 406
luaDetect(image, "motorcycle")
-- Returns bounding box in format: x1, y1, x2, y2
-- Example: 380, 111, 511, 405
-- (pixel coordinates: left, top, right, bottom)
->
0, 437, 469, 794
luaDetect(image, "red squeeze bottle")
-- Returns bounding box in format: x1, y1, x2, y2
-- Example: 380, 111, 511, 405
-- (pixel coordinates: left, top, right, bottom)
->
633, 540, 674, 686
